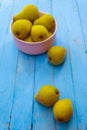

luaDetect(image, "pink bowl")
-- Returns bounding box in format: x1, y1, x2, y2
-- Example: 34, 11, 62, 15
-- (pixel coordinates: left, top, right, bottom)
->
10, 12, 57, 55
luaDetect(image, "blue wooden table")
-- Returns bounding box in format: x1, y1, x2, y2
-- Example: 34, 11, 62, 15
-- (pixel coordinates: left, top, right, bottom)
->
0, 0, 87, 130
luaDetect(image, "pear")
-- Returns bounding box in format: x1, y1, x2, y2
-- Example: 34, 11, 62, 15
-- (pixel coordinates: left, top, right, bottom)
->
34, 14, 55, 31
24, 35, 33, 42
47, 31, 53, 38
12, 19, 32, 40
31, 25, 49, 42
47, 46, 66, 65
13, 4, 39, 22
53, 99, 73, 122
35, 85, 60, 107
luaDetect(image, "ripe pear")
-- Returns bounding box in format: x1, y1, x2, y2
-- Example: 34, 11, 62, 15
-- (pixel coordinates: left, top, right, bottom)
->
34, 14, 55, 31
47, 46, 66, 65
35, 85, 60, 107
53, 99, 73, 122
24, 35, 33, 42
31, 25, 49, 42
12, 19, 32, 40
47, 31, 53, 38
13, 4, 39, 22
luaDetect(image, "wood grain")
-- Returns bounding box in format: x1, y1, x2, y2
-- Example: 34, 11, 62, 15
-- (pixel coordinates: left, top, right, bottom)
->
0, 0, 18, 129
75, 0, 87, 52
9, 0, 36, 130
32, 1, 56, 130
0, 0, 87, 130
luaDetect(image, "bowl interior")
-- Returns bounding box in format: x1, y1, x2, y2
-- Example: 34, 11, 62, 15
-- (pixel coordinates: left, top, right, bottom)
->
10, 11, 57, 45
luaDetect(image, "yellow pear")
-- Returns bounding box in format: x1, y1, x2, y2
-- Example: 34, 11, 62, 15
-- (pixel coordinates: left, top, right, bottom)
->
35, 85, 60, 107
47, 31, 53, 38
24, 35, 33, 42
34, 14, 55, 31
13, 4, 39, 22
31, 25, 49, 42
12, 19, 32, 40
53, 99, 73, 122
47, 46, 66, 65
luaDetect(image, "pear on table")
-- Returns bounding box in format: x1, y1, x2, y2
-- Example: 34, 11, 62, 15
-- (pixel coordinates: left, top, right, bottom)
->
53, 99, 73, 122
35, 85, 60, 107
47, 46, 67, 65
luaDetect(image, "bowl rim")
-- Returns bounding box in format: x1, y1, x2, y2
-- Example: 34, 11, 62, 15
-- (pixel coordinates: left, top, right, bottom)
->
10, 11, 57, 45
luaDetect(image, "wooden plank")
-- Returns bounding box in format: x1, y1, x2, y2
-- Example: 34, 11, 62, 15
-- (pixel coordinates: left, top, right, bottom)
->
0, 0, 2, 6
9, 0, 37, 130
10, 53, 35, 130
53, 0, 87, 130
32, 1, 56, 130
0, 0, 18, 130
52, 0, 78, 130
33, 54, 55, 130
0, 0, 14, 57
37, 0, 52, 13
63, 0, 87, 129
75, 0, 87, 51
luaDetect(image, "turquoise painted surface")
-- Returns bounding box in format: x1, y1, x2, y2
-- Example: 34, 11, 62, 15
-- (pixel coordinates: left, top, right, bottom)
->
0, 0, 87, 130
